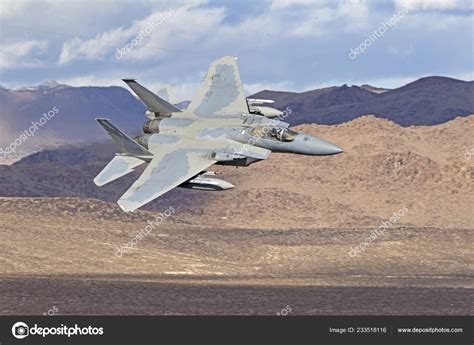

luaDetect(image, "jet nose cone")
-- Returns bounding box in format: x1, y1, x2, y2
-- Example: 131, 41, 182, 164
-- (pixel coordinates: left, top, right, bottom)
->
316, 141, 344, 155
327, 143, 344, 155
296, 134, 344, 155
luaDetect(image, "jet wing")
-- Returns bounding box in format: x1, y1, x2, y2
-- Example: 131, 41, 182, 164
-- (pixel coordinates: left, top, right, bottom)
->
118, 149, 216, 212
186, 56, 249, 118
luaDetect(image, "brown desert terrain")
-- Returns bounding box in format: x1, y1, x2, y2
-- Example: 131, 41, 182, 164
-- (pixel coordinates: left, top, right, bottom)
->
0, 115, 472, 315
182, 114, 474, 229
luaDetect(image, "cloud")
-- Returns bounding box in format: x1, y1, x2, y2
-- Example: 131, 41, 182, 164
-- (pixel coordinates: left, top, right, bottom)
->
124, 5, 225, 61
246, 0, 370, 38
56, 0, 372, 66
58, 27, 134, 65
58, 75, 124, 88
394, 0, 473, 10
0, 0, 472, 94
59, 74, 199, 101
0, 40, 48, 69
57, 4, 225, 64
0, 0, 32, 20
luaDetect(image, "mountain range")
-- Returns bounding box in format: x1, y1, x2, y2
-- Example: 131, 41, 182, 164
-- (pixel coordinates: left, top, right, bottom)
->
250, 76, 474, 126
0, 76, 472, 163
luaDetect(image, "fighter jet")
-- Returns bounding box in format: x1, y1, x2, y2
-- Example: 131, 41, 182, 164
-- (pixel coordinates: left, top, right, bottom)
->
94, 56, 343, 212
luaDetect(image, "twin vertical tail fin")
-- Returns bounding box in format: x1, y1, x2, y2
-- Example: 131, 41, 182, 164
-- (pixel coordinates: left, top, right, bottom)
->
122, 79, 181, 118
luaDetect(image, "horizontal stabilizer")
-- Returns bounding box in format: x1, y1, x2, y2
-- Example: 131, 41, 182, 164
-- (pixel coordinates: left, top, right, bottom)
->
94, 155, 145, 186
122, 79, 181, 116
96, 118, 152, 157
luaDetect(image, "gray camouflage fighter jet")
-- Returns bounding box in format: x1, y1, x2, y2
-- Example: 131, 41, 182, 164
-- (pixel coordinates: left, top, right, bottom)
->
94, 56, 343, 212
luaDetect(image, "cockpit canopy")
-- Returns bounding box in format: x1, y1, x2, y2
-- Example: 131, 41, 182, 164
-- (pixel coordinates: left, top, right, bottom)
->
249, 126, 298, 142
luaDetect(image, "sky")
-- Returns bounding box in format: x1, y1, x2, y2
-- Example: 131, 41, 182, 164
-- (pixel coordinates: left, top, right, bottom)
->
0, 0, 473, 100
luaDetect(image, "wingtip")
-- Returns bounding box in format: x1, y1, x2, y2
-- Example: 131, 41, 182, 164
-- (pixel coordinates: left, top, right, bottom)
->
117, 199, 136, 212
93, 177, 103, 186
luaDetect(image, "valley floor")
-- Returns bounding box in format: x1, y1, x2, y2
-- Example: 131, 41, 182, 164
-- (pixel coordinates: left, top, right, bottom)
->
1, 199, 472, 315
1, 276, 472, 315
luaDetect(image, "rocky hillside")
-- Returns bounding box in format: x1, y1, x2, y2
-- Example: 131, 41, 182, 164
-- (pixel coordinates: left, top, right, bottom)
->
0, 115, 472, 229
251, 76, 474, 126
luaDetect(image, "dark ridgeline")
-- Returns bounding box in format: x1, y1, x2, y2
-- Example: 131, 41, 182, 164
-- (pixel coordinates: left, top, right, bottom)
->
250, 76, 474, 126
0, 82, 145, 144
0, 76, 472, 148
